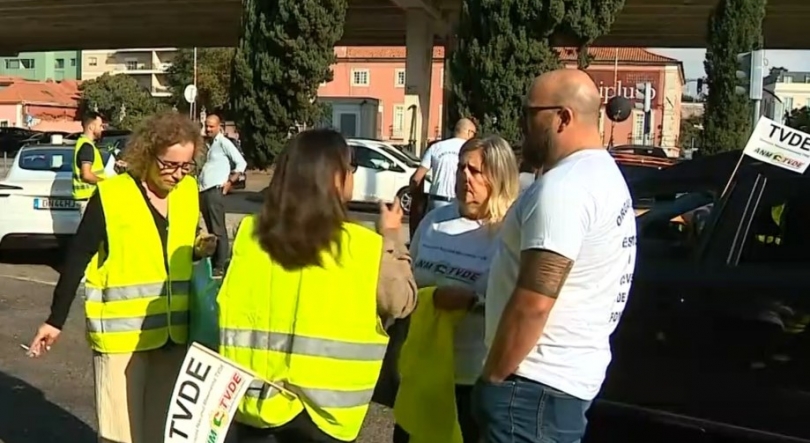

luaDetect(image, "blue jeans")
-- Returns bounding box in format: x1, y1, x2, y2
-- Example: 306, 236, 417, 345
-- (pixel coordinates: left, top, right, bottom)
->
472, 375, 592, 443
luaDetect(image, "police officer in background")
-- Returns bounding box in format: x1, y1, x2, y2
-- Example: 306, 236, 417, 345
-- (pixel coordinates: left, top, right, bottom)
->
27, 111, 217, 443
72, 111, 106, 210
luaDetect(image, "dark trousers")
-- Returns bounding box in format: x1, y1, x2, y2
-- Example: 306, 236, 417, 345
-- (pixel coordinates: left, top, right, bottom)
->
472, 375, 592, 443
200, 186, 230, 269
225, 413, 352, 443
393, 384, 480, 443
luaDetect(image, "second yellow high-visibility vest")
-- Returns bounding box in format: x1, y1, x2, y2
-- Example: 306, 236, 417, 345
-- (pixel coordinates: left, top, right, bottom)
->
84, 173, 198, 353
218, 215, 388, 442
72, 135, 107, 200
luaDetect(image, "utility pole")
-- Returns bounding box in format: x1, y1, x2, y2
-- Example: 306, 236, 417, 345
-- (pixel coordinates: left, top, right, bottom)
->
735, 49, 765, 131
191, 47, 198, 121
634, 82, 653, 145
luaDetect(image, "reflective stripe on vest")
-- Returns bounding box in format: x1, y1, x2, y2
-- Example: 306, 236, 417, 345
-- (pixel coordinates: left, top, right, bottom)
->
223, 329, 386, 408
84, 173, 199, 354
218, 216, 387, 442
72, 136, 106, 200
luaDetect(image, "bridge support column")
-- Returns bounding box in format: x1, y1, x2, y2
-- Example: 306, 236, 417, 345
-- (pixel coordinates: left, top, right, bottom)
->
441, 24, 457, 139
404, 8, 434, 155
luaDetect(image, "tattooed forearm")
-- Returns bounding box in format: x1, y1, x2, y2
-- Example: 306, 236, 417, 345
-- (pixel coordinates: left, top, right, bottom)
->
516, 249, 574, 298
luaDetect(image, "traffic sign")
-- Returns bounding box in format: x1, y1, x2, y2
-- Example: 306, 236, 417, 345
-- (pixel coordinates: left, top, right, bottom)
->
183, 84, 198, 104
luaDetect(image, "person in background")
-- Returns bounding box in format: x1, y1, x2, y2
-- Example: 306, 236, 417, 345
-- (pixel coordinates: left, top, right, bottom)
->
26, 112, 217, 443
410, 118, 477, 212
72, 111, 106, 210
393, 135, 520, 443
199, 113, 247, 276
516, 145, 542, 192
476, 69, 637, 442
219, 129, 417, 443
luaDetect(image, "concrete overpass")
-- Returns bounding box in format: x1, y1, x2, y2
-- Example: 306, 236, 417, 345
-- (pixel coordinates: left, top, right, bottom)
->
1, 0, 808, 51
1, 0, 807, 150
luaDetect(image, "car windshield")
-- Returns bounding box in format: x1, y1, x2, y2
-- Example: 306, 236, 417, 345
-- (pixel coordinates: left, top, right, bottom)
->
17, 148, 74, 173
377, 143, 420, 167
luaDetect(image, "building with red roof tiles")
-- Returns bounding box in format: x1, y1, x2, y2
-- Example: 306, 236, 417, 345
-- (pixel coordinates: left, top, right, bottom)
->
318, 46, 685, 154
0, 77, 81, 132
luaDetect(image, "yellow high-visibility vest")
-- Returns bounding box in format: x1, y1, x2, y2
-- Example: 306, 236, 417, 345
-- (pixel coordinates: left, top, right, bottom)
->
394, 287, 465, 443
72, 135, 107, 200
84, 173, 198, 353
218, 215, 388, 442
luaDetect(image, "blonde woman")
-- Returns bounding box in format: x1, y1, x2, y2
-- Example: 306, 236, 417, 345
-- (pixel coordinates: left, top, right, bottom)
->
394, 135, 520, 443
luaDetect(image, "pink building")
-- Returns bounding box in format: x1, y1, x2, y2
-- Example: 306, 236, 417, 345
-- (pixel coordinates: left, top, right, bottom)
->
0, 77, 81, 132
318, 47, 684, 152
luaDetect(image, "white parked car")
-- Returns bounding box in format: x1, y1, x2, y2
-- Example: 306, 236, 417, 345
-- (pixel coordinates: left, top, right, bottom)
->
0, 144, 117, 249
346, 139, 429, 214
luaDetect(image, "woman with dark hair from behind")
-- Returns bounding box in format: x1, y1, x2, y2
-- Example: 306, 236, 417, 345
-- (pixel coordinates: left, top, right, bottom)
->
218, 129, 417, 443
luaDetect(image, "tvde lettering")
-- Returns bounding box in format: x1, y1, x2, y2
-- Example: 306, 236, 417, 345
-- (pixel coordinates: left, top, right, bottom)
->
168, 357, 213, 439
208, 371, 245, 442
767, 123, 810, 152
752, 147, 805, 169
414, 259, 482, 283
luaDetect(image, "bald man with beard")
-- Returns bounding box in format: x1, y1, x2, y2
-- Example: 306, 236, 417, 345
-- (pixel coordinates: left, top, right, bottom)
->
475, 69, 637, 442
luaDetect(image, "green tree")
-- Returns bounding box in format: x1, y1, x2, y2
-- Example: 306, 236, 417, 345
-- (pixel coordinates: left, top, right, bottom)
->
679, 115, 703, 149
230, 0, 347, 168
785, 106, 810, 132
165, 48, 235, 115
449, 0, 625, 144
701, 0, 767, 154
77, 73, 165, 130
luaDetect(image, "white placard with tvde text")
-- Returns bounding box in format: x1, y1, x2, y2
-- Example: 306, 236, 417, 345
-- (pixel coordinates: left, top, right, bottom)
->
164, 343, 255, 443
743, 116, 810, 174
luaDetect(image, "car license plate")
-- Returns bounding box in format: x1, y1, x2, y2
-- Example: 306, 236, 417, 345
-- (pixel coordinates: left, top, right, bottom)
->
33, 198, 80, 210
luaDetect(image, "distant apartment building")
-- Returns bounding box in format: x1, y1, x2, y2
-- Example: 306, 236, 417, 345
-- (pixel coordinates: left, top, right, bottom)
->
80, 48, 175, 98
762, 70, 810, 122
0, 51, 81, 81
318, 47, 685, 152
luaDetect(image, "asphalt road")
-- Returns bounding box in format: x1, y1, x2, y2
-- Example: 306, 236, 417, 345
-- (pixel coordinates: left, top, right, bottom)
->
0, 197, 402, 443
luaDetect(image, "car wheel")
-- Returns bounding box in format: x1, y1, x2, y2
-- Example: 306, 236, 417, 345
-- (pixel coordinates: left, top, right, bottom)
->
396, 187, 412, 215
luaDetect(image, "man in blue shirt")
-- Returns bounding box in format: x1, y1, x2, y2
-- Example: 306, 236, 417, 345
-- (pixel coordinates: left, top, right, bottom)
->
199, 113, 247, 276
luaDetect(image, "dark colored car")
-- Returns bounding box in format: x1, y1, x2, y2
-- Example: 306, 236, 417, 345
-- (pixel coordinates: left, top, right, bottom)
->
584, 155, 810, 443
0, 127, 39, 157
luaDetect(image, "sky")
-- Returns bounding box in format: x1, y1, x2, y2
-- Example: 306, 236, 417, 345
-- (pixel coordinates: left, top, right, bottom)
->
648, 48, 810, 95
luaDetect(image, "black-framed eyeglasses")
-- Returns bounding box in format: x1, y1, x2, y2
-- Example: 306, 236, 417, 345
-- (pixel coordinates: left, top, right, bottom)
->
155, 156, 197, 174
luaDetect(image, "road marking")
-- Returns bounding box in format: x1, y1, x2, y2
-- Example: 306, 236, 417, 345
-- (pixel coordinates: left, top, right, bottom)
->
0, 274, 57, 286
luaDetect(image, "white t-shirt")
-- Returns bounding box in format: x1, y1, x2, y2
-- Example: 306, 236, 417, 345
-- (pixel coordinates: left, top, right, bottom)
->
420, 137, 466, 199
485, 149, 636, 400
410, 203, 498, 385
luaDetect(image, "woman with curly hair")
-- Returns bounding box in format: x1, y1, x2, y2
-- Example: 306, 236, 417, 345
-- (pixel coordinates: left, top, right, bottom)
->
27, 111, 217, 443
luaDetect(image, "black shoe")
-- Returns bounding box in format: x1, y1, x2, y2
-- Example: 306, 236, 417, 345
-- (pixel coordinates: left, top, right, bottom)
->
212, 267, 225, 279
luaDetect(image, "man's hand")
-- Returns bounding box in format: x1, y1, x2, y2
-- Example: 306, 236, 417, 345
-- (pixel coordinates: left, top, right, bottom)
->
433, 286, 476, 311
221, 181, 233, 195
377, 197, 403, 233
28, 323, 61, 357
194, 233, 218, 258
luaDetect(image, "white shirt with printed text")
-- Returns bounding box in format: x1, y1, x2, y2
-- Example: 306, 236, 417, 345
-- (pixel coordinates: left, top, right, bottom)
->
410, 203, 499, 385
485, 149, 636, 400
